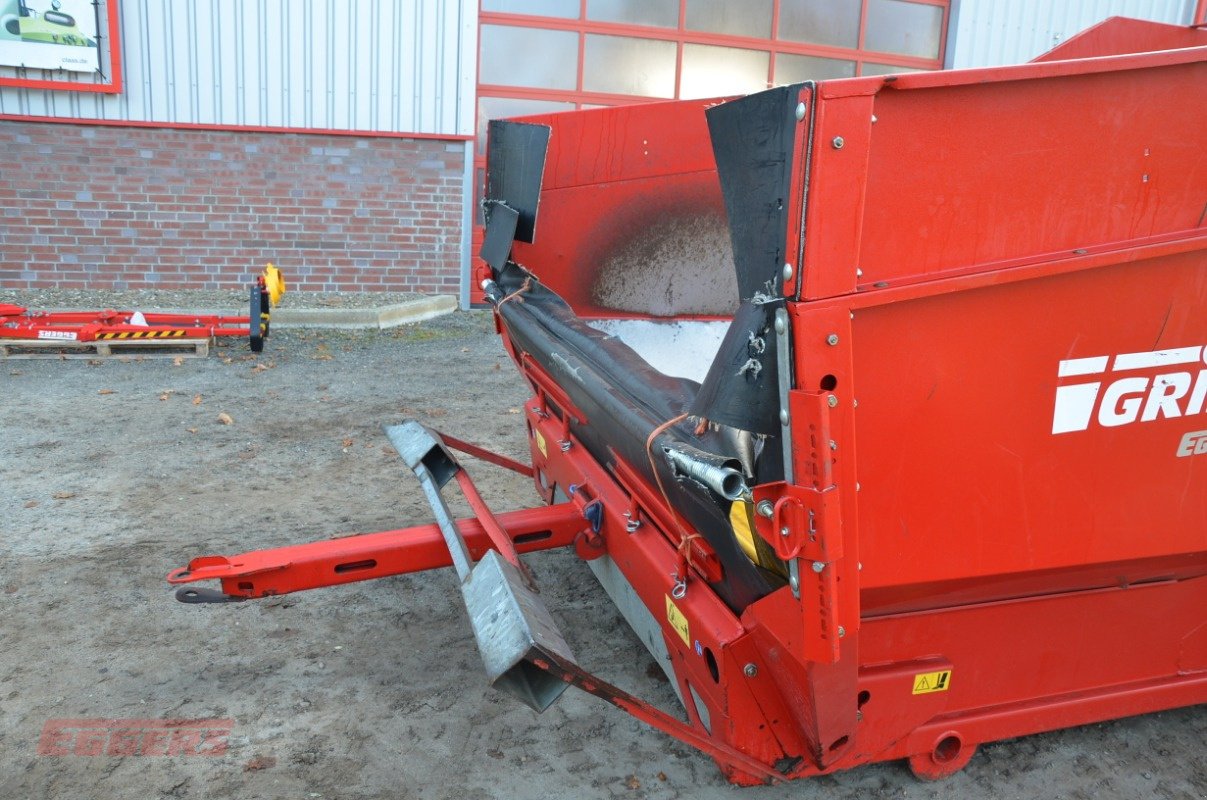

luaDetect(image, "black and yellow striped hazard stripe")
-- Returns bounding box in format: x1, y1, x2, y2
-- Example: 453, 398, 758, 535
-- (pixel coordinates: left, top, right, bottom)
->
96, 330, 191, 339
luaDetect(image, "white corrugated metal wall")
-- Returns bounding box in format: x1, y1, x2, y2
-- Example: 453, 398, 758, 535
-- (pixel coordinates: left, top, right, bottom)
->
947, 0, 1198, 68
0, 0, 477, 137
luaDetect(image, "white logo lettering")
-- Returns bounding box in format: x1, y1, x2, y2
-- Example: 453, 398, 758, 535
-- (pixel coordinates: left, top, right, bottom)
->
1052, 345, 1207, 435
1176, 430, 1207, 457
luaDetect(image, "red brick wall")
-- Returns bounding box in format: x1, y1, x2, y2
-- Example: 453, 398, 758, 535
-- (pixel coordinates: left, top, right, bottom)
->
0, 121, 466, 295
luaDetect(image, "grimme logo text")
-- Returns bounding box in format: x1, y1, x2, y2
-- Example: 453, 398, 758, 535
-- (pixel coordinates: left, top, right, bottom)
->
1052, 345, 1207, 435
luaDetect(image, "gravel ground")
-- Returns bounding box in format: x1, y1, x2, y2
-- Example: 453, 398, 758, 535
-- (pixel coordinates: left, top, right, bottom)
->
0, 288, 426, 313
1, 311, 1204, 800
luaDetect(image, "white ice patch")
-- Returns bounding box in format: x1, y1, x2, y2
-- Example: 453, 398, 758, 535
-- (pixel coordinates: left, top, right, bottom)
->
586, 318, 729, 383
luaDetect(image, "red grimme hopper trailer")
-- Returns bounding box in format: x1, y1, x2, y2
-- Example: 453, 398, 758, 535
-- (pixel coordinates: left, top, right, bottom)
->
169, 18, 1207, 785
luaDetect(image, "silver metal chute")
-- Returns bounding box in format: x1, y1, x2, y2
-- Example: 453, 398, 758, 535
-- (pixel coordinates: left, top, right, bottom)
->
385, 420, 575, 713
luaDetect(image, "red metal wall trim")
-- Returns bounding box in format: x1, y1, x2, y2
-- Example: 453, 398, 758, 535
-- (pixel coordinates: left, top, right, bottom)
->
0, 114, 472, 141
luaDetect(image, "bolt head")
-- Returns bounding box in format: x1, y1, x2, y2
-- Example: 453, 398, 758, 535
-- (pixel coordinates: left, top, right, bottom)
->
779, 409, 790, 425
811, 561, 825, 573
827, 395, 838, 408
756, 499, 774, 518
826, 333, 839, 346
832, 136, 845, 150
782, 263, 794, 282
829, 439, 838, 451
837, 626, 846, 638
774, 316, 786, 335
780, 526, 790, 538
744, 663, 758, 677
794, 102, 806, 121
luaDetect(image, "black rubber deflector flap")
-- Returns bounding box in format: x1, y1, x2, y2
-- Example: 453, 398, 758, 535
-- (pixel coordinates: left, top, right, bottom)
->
705, 85, 801, 301
480, 202, 520, 272
689, 300, 781, 436
485, 120, 551, 244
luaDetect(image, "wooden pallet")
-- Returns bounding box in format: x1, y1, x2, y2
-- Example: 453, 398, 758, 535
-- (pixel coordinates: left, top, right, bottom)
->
0, 337, 211, 360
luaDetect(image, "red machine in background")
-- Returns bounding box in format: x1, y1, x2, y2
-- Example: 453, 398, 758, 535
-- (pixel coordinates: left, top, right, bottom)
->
1, 264, 284, 353
169, 18, 1207, 785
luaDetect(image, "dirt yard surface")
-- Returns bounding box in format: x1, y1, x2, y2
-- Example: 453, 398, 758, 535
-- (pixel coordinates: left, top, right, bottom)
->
2, 311, 1204, 800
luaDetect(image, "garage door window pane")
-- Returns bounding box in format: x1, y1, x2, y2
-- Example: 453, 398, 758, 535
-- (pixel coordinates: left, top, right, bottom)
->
685, 0, 772, 39
680, 44, 769, 100
482, 0, 580, 18
865, 0, 943, 59
583, 35, 676, 97
477, 97, 576, 155
587, 0, 678, 28
480, 25, 578, 90
778, 0, 860, 48
775, 53, 856, 83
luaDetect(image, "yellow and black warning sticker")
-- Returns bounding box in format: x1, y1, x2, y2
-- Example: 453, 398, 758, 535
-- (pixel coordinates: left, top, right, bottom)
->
912, 669, 952, 695
533, 429, 547, 457
97, 330, 189, 339
665, 595, 690, 647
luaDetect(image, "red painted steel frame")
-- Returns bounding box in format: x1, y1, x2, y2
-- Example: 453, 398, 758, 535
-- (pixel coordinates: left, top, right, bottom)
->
0, 306, 257, 341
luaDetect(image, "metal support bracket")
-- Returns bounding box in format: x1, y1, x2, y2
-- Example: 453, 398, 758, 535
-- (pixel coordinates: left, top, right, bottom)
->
751, 382, 845, 665
385, 420, 576, 713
